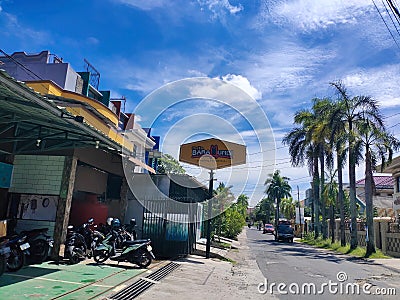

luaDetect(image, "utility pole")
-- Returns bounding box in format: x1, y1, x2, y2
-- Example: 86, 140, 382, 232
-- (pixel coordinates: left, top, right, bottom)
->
205, 170, 214, 259
297, 185, 302, 239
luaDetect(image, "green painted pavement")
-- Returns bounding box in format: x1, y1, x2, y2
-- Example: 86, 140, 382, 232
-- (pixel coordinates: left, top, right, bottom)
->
0, 261, 145, 299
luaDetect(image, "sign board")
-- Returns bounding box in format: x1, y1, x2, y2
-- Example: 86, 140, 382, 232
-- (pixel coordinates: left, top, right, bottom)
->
179, 138, 246, 170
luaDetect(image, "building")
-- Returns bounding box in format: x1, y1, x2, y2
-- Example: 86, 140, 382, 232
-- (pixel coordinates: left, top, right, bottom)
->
380, 156, 400, 221
0, 50, 156, 257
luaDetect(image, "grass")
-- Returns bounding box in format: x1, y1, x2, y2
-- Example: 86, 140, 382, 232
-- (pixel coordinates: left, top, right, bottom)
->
300, 235, 390, 259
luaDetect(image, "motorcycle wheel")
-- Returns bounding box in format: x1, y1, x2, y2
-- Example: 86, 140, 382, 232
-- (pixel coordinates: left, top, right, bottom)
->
0, 255, 6, 276
93, 249, 109, 263
7, 245, 25, 271
136, 249, 152, 268
29, 239, 49, 263
67, 246, 84, 265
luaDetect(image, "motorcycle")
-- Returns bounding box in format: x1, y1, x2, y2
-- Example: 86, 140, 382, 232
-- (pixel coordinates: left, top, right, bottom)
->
21, 228, 53, 263
64, 218, 104, 264
0, 238, 11, 276
3, 233, 30, 271
93, 229, 155, 268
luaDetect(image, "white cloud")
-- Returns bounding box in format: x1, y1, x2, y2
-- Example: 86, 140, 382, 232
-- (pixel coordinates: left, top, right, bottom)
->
197, 0, 243, 16
114, 0, 167, 10
267, 0, 375, 31
341, 65, 400, 108
220, 74, 262, 100
87, 37, 99, 45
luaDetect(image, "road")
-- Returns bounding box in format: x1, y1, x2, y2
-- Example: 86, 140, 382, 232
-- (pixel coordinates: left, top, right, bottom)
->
245, 227, 399, 299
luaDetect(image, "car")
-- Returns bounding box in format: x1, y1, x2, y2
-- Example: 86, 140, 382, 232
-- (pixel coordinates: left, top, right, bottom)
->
276, 224, 294, 243
263, 224, 274, 234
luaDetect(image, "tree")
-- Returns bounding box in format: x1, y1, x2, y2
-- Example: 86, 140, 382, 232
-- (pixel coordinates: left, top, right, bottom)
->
157, 154, 186, 174
330, 81, 384, 249
254, 197, 275, 224
358, 117, 399, 256
265, 170, 292, 240
323, 169, 338, 244
236, 194, 249, 218
280, 197, 296, 220
283, 104, 323, 237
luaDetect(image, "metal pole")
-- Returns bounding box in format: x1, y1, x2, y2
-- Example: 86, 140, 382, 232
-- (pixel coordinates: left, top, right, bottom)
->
205, 170, 214, 259
297, 185, 302, 238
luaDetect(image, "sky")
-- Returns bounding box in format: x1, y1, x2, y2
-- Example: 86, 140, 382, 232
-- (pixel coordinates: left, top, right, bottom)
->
1, 0, 400, 206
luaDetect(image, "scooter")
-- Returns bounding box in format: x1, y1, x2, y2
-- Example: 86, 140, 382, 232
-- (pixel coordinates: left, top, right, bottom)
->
3, 234, 30, 271
64, 218, 104, 264
0, 238, 11, 276
21, 228, 53, 263
93, 229, 155, 268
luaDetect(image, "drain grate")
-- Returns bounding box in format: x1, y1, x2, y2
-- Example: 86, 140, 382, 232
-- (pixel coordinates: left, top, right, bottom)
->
110, 262, 180, 299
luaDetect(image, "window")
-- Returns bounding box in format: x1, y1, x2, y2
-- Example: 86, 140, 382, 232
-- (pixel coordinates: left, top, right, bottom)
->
397, 177, 400, 193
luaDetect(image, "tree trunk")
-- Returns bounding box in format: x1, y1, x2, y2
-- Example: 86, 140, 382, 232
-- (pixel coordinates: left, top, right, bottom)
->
313, 152, 320, 238
331, 203, 335, 244
349, 123, 358, 249
365, 149, 376, 256
337, 155, 346, 246
320, 148, 327, 239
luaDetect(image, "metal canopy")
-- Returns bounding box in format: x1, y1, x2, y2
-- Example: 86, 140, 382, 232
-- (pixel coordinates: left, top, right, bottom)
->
0, 69, 127, 155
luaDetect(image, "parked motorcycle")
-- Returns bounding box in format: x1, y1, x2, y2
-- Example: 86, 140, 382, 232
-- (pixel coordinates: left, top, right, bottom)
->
0, 238, 11, 276
3, 234, 30, 271
93, 228, 155, 268
21, 228, 53, 263
64, 218, 104, 264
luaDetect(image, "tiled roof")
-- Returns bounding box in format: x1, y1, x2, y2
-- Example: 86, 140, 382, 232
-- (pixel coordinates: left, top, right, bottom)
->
356, 175, 394, 189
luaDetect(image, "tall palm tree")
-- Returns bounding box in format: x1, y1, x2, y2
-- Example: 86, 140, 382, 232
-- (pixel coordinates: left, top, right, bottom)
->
280, 197, 296, 220
265, 170, 292, 240
330, 81, 383, 249
323, 169, 339, 243
358, 118, 399, 256
284, 99, 332, 238
311, 98, 335, 239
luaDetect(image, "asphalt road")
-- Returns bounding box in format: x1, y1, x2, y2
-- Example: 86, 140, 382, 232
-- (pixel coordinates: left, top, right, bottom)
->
246, 227, 399, 299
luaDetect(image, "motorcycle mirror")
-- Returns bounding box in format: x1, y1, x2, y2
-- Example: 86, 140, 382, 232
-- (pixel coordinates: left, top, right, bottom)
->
88, 218, 94, 224
130, 219, 136, 226
67, 225, 74, 230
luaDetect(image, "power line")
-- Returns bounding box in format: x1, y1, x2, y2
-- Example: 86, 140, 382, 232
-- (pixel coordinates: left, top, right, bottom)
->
372, 0, 400, 51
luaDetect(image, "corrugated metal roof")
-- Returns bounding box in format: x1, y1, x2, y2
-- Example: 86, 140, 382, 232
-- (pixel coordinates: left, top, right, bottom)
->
0, 69, 129, 154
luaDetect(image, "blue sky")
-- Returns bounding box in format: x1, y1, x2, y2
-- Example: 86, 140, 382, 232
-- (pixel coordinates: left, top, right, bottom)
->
1, 0, 400, 205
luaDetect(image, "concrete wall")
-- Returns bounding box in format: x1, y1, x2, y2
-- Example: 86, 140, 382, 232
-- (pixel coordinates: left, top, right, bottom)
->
10, 155, 65, 195
330, 218, 400, 258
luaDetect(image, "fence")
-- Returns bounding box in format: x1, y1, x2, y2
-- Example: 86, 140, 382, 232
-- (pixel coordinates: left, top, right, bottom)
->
327, 218, 400, 258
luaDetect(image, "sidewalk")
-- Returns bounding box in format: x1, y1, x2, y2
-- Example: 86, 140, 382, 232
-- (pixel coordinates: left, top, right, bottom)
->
135, 230, 273, 300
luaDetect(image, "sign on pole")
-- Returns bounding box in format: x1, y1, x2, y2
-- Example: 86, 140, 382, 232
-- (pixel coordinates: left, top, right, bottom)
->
179, 138, 246, 170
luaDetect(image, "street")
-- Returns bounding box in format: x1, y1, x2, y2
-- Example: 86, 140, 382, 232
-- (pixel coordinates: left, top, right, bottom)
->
245, 227, 399, 299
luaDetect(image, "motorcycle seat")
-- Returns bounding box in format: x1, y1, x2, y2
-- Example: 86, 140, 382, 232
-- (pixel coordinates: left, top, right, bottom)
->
121, 239, 149, 247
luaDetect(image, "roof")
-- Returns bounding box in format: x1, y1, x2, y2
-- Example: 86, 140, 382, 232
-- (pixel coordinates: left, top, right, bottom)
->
356, 175, 394, 189
0, 69, 129, 155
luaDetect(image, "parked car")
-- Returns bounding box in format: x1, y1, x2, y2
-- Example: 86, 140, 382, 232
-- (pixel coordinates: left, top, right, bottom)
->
263, 224, 274, 234
276, 224, 294, 243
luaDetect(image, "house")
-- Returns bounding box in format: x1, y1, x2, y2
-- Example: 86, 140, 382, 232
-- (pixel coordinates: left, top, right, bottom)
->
0, 50, 156, 257
380, 156, 400, 221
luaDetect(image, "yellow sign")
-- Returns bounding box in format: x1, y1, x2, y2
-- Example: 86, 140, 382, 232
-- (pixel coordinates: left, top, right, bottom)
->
179, 138, 246, 170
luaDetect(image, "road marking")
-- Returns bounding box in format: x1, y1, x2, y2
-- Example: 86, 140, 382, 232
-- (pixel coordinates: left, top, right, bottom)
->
112, 284, 127, 292
4, 273, 114, 288
4, 273, 84, 285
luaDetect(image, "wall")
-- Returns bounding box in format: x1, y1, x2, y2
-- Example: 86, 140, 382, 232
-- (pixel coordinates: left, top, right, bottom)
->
10, 155, 65, 195
74, 165, 107, 195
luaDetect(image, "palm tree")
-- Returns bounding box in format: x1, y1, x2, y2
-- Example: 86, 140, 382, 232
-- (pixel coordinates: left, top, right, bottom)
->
280, 197, 296, 220
330, 81, 384, 249
323, 169, 339, 243
358, 118, 399, 256
311, 98, 335, 239
284, 99, 332, 238
265, 170, 292, 240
